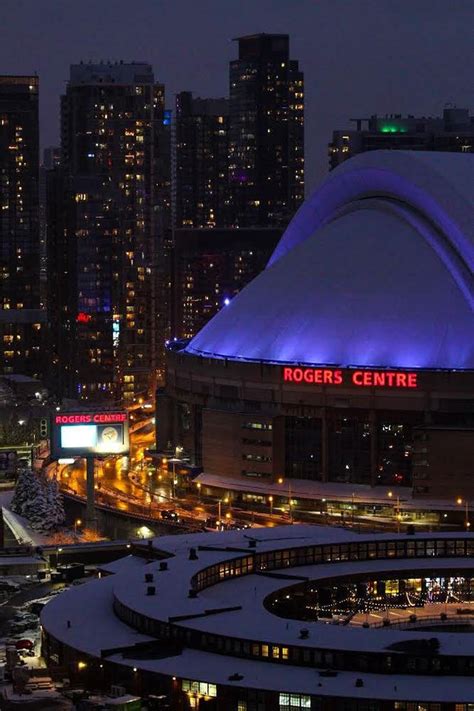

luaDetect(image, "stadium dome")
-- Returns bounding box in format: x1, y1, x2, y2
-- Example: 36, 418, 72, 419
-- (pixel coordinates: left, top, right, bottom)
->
185, 151, 474, 370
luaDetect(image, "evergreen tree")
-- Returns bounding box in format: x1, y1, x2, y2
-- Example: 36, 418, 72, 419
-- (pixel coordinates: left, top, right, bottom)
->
11, 470, 65, 532
11, 469, 38, 515
22, 476, 47, 530
44, 479, 65, 530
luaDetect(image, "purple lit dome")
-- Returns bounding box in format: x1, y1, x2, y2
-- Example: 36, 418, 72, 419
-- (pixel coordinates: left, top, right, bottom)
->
185, 151, 474, 370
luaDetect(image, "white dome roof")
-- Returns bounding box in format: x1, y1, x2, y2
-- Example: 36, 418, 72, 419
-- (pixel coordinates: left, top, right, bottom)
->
185, 151, 474, 370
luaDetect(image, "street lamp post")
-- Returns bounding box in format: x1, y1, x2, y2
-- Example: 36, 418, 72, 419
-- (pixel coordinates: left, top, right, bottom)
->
456, 498, 470, 531
268, 496, 273, 516
215, 497, 231, 528
169, 458, 180, 500
74, 519, 82, 536
278, 477, 293, 523
388, 490, 401, 533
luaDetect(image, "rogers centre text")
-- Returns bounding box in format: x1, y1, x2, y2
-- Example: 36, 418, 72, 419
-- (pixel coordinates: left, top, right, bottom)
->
283, 367, 418, 388
55, 412, 127, 425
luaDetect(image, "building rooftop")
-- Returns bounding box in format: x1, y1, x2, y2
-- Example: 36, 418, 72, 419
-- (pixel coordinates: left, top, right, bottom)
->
69, 62, 154, 86
41, 526, 474, 702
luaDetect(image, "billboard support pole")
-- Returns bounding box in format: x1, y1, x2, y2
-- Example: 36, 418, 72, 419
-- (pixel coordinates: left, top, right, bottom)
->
85, 456, 96, 529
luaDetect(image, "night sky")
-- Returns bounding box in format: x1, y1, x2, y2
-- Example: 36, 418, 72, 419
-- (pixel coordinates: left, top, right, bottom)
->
1, 0, 472, 188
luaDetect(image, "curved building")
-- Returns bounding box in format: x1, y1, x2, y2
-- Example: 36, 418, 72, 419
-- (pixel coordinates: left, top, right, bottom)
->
158, 151, 474, 504
42, 526, 474, 709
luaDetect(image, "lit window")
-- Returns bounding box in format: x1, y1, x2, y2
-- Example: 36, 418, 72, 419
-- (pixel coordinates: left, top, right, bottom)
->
279, 693, 311, 709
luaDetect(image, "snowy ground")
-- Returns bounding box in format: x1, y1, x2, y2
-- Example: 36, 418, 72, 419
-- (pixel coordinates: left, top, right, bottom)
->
1, 683, 74, 709
2, 506, 48, 546
1, 488, 49, 546
0, 577, 68, 668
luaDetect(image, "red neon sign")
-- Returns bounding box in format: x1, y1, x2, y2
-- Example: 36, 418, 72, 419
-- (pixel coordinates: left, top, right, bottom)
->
55, 412, 127, 425
283, 367, 418, 389
76, 312, 92, 324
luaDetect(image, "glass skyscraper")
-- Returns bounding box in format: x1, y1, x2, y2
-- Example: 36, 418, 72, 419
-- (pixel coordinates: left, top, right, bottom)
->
229, 34, 304, 227
48, 63, 170, 403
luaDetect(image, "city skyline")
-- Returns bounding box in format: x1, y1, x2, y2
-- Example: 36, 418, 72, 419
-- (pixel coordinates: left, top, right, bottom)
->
1, 0, 472, 189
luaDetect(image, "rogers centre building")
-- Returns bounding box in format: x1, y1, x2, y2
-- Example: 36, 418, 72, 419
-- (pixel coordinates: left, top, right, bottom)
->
158, 151, 474, 505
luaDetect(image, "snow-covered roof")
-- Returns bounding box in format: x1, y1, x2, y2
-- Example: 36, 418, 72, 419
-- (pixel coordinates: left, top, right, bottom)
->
40, 571, 474, 701
195, 472, 468, 511
185, 151, 474, 370
41, 526, 474, 701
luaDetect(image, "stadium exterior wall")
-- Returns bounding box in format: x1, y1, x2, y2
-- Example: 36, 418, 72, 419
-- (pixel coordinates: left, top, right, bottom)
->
158, 348, 474, 503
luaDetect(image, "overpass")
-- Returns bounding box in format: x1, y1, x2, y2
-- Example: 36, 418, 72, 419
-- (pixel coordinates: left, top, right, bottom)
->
62, 489, 204, 532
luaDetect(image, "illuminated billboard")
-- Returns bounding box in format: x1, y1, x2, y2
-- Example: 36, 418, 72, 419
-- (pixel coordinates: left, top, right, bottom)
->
51, 411, 129, 458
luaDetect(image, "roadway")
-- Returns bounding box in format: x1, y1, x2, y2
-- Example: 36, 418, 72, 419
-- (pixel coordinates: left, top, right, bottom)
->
52, 417, 423, 534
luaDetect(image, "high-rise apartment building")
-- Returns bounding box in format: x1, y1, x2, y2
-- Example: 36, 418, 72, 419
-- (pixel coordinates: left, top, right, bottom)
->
171, 227, 282, 340
48, 62, 170, 404
229, 34, 304, 227
0, 76, 44, 378
329, 108, 474, 169
174, 92, 230, 229
40, 147, 60, 305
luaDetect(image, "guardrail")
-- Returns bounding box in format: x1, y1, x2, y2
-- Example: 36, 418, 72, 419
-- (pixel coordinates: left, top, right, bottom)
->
368, 613, 474, 629
61, 489, 204, 531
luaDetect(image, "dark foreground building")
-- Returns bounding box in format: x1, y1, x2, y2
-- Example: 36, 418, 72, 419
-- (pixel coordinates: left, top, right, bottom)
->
171, 227, 282, 340
0, 76, 44, 377
157, 151, 474, 505
229, 33, 304, 227
174, 92, 230, 229
41, 525, 474, 709
48, 62, 170, 404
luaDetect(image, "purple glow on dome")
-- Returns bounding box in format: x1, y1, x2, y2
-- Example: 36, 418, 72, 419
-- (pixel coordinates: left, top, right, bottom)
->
185, 152, 474, 371
268, 152, 474, 310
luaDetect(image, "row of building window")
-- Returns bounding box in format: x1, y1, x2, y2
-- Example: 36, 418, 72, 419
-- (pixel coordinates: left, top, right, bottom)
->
242, 470, 272, 478
243, 454, 272, 462
242, 421, 273, 431
43, 627, 474, 710
193, 538, 474, 593
182, 679, 217, 697
114, 610, 474, 675
278, 694, 311, 709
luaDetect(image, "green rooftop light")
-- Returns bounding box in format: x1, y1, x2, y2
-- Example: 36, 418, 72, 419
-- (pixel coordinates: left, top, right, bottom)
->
380, 124, 407, 134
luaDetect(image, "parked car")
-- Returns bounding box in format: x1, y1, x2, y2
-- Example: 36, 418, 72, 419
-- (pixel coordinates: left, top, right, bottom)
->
160, 510, 180, 521
15, 639, 34, 651
15, 639, 35, 656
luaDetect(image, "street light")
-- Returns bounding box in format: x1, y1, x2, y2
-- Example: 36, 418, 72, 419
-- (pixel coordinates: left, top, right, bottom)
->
74, 519, 82, 535
278, 478, 293, 523
456, 498, 470, 531
196, 482, 201, 501
388, 491, 401, 533
268, 495, 273, 516
169, 458, 180, 499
